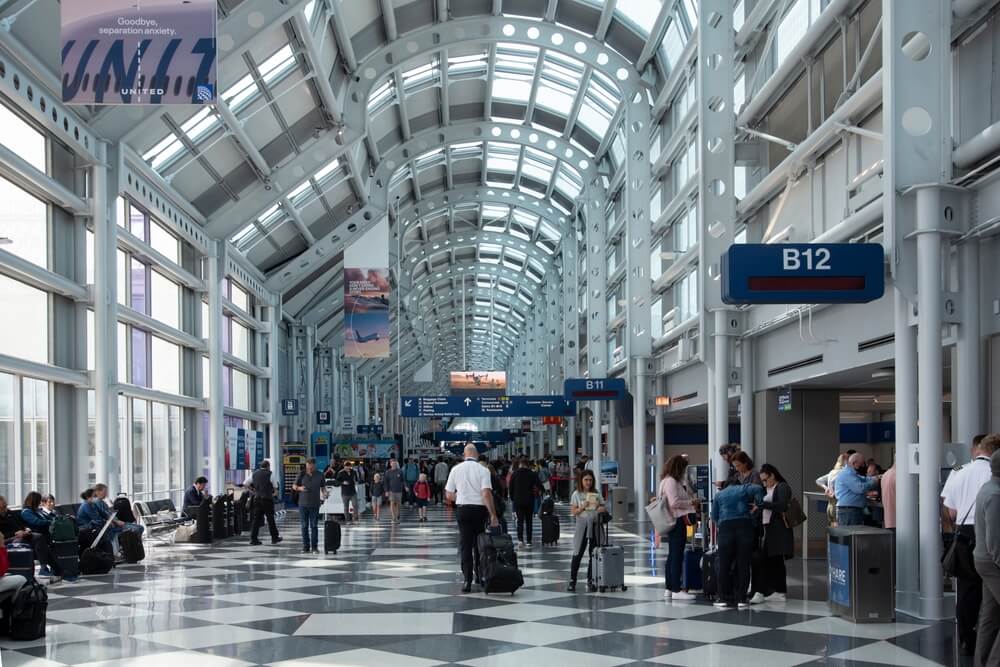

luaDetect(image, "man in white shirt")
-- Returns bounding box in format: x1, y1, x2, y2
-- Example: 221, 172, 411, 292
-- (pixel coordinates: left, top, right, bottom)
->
446, 444, 500, 592
942, 433, 998, 656
433, 458, 450, 505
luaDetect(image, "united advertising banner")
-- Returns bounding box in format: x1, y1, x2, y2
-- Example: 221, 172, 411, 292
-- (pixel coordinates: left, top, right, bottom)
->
61, 0, 217, 105
344, 268, 390, 358
344, 218, 390, 359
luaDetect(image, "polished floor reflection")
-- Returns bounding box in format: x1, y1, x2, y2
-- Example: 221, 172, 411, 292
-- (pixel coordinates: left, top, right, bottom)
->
0, 504, 956, 666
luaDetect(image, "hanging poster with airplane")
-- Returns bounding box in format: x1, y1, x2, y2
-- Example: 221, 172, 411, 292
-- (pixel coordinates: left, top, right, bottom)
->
450, 371, 507, 396
344, 268, 390, 358
61, 0, 217, 105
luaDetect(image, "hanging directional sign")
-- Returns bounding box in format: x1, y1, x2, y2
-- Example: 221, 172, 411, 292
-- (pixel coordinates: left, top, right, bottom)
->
432, 431, 516, 443
564, 378, 627, 401
316, 411, 331, 426
400, 395, 576, 418
722, 243, 885, 305
281, 399, 299, 416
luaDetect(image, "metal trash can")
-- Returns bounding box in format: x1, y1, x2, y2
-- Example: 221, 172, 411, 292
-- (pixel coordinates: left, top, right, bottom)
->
610, 486, 629, 523
828, 526, 894, 622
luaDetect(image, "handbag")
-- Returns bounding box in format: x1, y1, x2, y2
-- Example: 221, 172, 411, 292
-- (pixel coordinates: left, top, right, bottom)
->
943, 506, 977, 579
782, 495, 808, 528
644, 495, 676, 536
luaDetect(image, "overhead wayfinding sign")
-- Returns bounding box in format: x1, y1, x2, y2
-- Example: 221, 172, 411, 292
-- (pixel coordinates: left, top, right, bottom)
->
401, 395, 576, 418
61, 0, 217, 105
722, 243, 885, 305
564, 378, 627, 401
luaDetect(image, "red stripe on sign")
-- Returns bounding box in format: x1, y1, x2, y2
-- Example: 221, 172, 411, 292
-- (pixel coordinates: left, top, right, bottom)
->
748, 276, 866, 291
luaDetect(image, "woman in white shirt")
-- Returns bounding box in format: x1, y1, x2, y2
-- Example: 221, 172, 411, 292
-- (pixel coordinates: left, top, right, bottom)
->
567, 470, 607, 592
658, 455, 698, 601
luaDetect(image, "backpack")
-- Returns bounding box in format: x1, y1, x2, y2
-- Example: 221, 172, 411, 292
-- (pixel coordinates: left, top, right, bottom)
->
113, 496, 137, 524
7, 580, 47, 640
50, 515, 77, 542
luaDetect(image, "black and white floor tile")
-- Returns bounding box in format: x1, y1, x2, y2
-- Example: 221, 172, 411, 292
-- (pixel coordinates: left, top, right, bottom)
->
0, 503, 959, 666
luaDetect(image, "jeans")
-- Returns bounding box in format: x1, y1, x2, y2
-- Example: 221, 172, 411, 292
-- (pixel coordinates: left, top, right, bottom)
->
976, 560, 1000, 667
456, 505, 488, 585
836, 506, 866, 526
718, 518, 754, 604
514, 503, 534, 544
664, 520, 687, 592
342, 494, 357, 521
250, 497, 280, 542
300, 507, 320, 549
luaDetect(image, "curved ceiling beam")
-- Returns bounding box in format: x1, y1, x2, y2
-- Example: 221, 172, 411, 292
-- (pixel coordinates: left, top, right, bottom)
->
339, 16, 642, 138
404, 234, 555, 288
266, 120, 590, 293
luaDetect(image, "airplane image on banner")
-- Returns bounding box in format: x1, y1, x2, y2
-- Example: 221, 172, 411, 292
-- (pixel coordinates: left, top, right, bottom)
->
353, 329, 382, 344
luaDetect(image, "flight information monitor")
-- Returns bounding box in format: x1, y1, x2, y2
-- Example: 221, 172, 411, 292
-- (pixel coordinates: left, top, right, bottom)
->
722, 243, 885, 305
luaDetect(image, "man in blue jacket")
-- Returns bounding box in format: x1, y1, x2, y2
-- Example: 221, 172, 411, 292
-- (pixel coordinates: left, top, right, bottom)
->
711, 481, 765, 608
834, 453, 881, 526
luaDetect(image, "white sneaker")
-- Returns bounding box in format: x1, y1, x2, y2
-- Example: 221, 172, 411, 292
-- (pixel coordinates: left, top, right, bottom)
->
672, 591, 697, 601
738, 602, 751, 609
767, 592, 787, 602
749, 592, 766, 605
663, 590, 672, 600
713, 600, 730, 608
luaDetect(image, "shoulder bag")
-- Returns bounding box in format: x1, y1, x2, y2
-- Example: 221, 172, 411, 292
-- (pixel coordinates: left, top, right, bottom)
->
645, 482, 677, 536
942, 505, 977, 579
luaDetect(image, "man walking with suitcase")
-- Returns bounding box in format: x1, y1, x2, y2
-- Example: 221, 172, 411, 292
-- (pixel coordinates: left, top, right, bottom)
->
249, 461, 283, 546
509, 458, 541, 549
293, 458, 325, 554
446, 444, 500, 592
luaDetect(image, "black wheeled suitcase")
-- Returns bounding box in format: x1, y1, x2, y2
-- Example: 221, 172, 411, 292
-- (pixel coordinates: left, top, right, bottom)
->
539, 496, 555, 516
541, 514, 560, 545
6, 546, 34, 582
324, 519, 341, 554
51, 539, 79, 578
119, 530, 145, 564
701, 548, 719, 600
478, 531, 523, 594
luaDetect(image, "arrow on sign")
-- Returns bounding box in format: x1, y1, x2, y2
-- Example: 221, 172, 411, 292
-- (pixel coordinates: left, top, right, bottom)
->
464, 398, 473, 406
404, 400, 412, 407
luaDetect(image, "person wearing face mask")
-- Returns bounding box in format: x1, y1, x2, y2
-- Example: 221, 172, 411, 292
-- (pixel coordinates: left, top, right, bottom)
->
834, 453, 881, 526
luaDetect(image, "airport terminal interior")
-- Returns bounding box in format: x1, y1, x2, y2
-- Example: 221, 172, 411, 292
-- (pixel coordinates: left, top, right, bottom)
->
1, 0, 1000, 665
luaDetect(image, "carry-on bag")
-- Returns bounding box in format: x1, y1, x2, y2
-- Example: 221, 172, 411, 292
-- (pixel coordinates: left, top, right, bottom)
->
119, 530, 145, 564
539, 496, 555, 516
50, 539, 80, 578
590, 520, 627, 592
324, 518, 341, 554
6, 580, 47, 640
478, 530, 523, 594
6, 545, 34, 583
79, 512, 117, 575
112, 496, 137, 524
700, 548, 719, 599
682, 544, 703, 591
541, 514, 560, 545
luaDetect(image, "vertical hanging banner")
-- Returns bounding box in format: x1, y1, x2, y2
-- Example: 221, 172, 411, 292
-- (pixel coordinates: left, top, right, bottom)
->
344, 218, 390, 358
61, 0, 217, 105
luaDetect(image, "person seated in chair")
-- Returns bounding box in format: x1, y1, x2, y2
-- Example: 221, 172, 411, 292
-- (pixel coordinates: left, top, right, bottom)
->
93, 484, 144, 538
20, 491, 63, 580
184, 477, 209, 510
77, 488, 119, 555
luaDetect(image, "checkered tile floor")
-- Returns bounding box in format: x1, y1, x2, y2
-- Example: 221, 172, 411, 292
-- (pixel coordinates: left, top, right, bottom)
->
0, 503, 958, 666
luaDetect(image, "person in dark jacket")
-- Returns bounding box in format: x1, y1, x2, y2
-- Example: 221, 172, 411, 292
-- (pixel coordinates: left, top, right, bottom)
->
183, 477, 209, 509
749, 464, 794, 604
509, 458, 541, 548
711, 481, 764, 608
248, 461, 282, 545
20, 491, 61, 578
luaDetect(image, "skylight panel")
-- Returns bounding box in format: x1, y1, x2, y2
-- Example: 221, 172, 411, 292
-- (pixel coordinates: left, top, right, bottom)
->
486, 143, 519, 173
314, 157, 340, 182
415, 148, 445, 170
577, 100, 612, 138
233, 223, 257, 248
521, 148, 554, 183
449, 52, 488, 77
617, 0, 662, 34
223, 73, 258, 109
369, 79, 395, 113
143, 132, 184, 171
260, 45, 296, 85
288, 180, 311, 201
491, 73, 533, 104
181, 107, 219, 143
535, 81, 575, 115
538, 220, 559, 241
402, 59, 440, 92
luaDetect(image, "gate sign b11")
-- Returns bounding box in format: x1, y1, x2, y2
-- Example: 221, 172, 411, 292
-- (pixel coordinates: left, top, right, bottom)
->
564, 378, 627, 401
722, 243, 884, 305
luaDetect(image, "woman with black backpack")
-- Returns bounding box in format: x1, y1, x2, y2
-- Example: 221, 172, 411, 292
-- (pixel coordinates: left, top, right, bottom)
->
749, 463, 794, 604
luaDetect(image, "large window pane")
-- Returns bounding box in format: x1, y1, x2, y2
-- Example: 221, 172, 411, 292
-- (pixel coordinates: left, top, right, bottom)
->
0, 104, 45, 171
87, 390, 96, 486
22, 378, 49, 498
151, 337, 180, 395
150, 222, 179, 265
0, 275, 47, 364
132, 329, 149, 387
0, 373, 14, 501
117, 249, 128, 306
86, 229, 95, 284
230, 282, 250, 312
231, 319, 250, 362
169, 405, 182, 491
151, 402, 169, 493
131, 259, 148, 314
150, 271, 180, 329
117, 323, 128, 383
202, 356, 210, 399
0, 178, 47, 269
87, 310, 95, 371
231, 369, 250, 411
132, 398, 147, 496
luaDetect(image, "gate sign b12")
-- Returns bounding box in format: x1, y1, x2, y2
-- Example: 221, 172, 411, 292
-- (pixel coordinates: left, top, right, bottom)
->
722, 243, 884, 305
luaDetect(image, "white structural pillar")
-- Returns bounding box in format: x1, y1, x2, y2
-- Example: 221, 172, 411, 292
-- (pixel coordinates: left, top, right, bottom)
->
567, 416, 576, 469
739, 341, 754, 460
349, 365, 357, 431
374, 386, 380, 425
269, 296, 283, 459
306, 326, 315, 435
92, 143, 116, 491
592, 401, 602, 494
654, 375, 665, 481
207, 241, 226, 494
956, 240, 982, 447
363, 374, 371, 426
607, 402, 618, 462
712, 310, 730, 481
894, 289, 919, 613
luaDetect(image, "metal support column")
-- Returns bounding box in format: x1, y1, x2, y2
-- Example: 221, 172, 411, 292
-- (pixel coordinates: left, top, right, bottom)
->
363, 374, 371, 427
739, 340, 754, 459
349, 365, 357, 432
306, 326, 315, 435
567, 416, 576, 469
712, 310, 731, 483
592, 401, 602, 495
92, 143, 116, 490
957, 240, 982, 447
207, 241, 226, 494
654, 374, 665, 481
374, 386, 380, 425
607, 401, 617, 463
269, 297, 283, 459
894, 289, 919, 613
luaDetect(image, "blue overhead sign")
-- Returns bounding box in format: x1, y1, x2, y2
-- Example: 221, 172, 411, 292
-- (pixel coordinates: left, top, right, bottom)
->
564, 378, 627, 401
722, 243, 884, 305
401, 395, 576, 418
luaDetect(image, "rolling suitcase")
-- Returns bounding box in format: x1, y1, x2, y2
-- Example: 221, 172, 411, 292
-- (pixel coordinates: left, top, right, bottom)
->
478, 530, 523, 594
682, 545, 703, 591
541, 514, 560, 545
112, 496, 137, 524
701, 548, 719, 600
324, 519, 341, 554
6, 545, 34, 583
539, 496, 555, 517
119, 530, 145, 564
590, 520, 627, 592
51, 539, 79, 578
79, 512, 117, 575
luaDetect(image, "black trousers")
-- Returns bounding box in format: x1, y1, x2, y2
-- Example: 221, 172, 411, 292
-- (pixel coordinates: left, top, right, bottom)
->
29, 533, 57, 573
250, 497, 279, 542
751, 553, 787, 596
957, 526, 982, 649
570, 535, 596, 584
718, 518, 755, 604
514, 502, 534, 544
457, 505, 488, 585
976, 560, 1000, 667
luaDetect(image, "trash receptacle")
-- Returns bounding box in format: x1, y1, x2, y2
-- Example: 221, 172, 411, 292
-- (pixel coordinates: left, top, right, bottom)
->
610, 487, 629, 523
828, 526, 894, 623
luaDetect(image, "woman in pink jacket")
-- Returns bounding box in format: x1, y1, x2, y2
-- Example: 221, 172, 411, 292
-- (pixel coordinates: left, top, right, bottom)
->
659, 455, 699, 601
